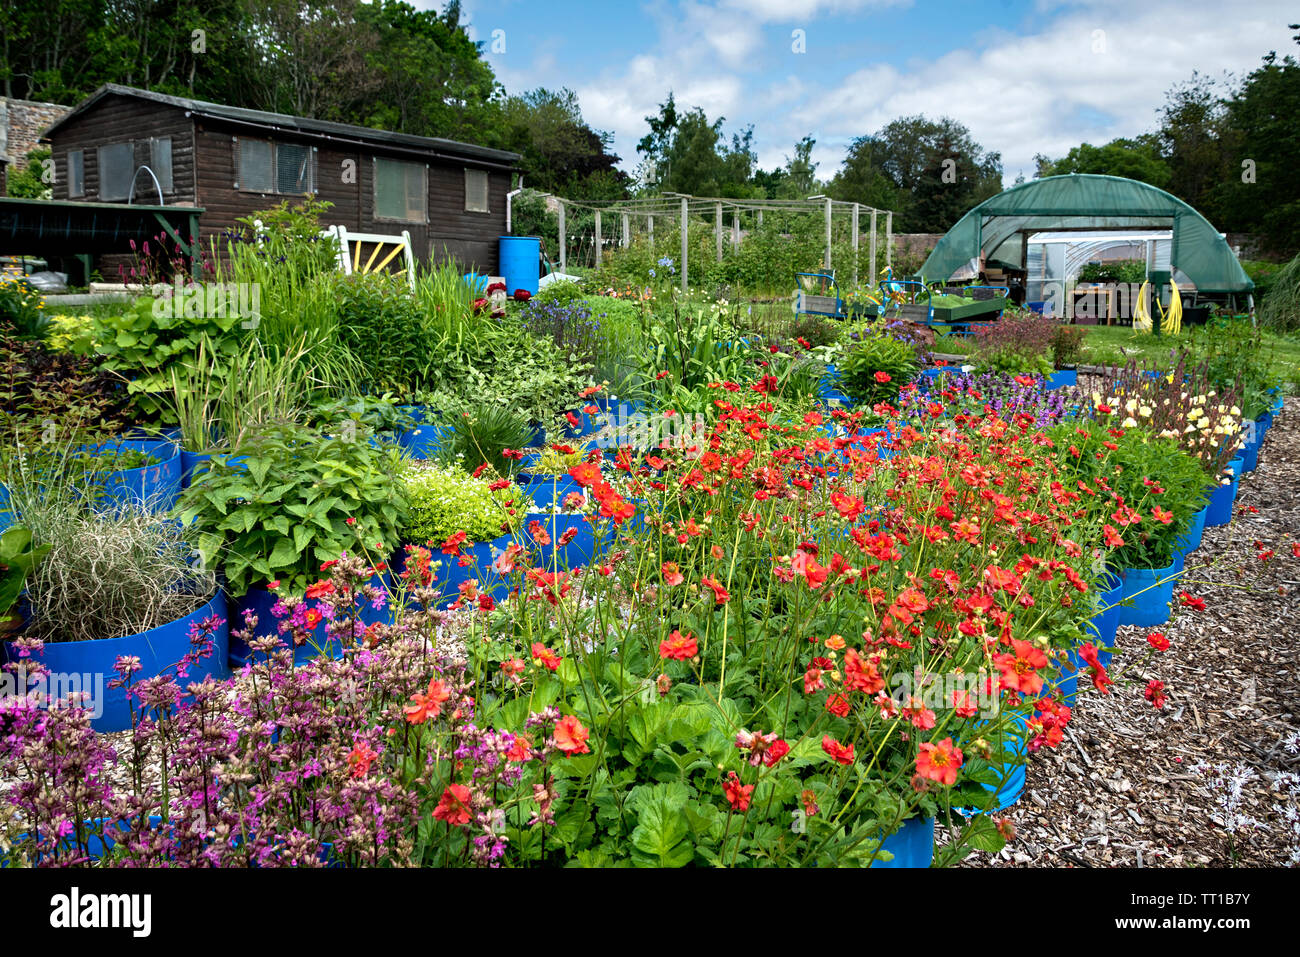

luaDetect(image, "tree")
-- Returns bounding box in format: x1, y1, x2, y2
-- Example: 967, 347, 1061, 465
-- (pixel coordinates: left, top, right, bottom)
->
1158, 72, 1231, 212
635, 95, 757, 196
498, 88, 629, 199
1040, 135, 1173, 189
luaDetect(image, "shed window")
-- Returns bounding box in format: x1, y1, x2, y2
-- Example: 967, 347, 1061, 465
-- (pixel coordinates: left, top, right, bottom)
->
68, 150, 84, 198
236, 137, 313, 194
149, 137, 173, 193
375, 158, 426, 222
464, 168, 489, 213
97, 142, 134, 201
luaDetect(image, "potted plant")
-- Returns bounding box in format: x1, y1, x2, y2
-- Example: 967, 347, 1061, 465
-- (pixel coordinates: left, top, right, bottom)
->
177, 421, 408, 664
1, 504, 227, 732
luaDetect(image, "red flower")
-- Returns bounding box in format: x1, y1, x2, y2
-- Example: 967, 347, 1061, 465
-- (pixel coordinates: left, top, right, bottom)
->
659, 629, 698, 660
304, 579, 334, 600
701, 576, 730, 604
822, 735, 855, 765
347, 740, 379, 778
405, 678, 451, 724
661, 561, 684, 586
433, 784, 473, 826
1144, 679, 1167, 709
531, 642, 562, 671
441, 531, 468, 555
873, 371, 892, 383
1178, 592, 1207, 611
916, 737, 964, 786
1147, 631, 1170, 651
993, 639, 1048, 695
763, 738, 790, 767
568, 462, 602, 488
723, 771, 754, 811
554, 715, 590, 755
825, 693, 851, 717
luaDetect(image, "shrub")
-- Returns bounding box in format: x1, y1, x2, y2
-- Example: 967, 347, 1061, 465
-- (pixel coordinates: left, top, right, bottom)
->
334, 272, 436, 395
178, 421, 408, 595
433, 402, 533, 475
401, 462, 526, 544
533, 279, 586, 308
0, 276, 48, 341
838, 331, 921, 406
972, 314, 1058, 376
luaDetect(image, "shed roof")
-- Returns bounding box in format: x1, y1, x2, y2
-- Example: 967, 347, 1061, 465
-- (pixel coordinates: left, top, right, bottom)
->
42, 85, 520, 169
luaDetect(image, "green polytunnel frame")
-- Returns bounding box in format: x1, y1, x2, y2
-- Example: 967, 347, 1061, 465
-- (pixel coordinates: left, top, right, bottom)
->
920, 173, 1254, 295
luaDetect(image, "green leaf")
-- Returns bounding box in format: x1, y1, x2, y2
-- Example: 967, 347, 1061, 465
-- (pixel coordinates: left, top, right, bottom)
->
630, 786, 694, 868
267, 537, 301, 570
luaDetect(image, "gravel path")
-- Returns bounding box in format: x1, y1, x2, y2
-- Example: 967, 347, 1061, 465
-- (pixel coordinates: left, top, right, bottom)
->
960, 398, 1300, 867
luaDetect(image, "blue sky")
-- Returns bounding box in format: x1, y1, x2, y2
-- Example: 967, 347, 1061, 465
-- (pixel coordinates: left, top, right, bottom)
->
423, 0, 1296, 186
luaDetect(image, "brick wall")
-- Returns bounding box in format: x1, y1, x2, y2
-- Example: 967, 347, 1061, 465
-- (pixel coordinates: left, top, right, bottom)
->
1, 97, 73, 170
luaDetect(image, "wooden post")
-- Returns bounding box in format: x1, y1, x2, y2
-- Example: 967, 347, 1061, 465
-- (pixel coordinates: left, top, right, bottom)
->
851, 203, 860, 287
885, 211, 893, 271
648, 214, 654, 252
715, 202, 723, 263
824, 197, 833, 271
680, 196, 689, 292
558, 201, 566, 274
758, 209, 763, 227
869, 209, 878, 286
732, 211, 740, 251
594, 210, 602, 268
622, 212, 629, 248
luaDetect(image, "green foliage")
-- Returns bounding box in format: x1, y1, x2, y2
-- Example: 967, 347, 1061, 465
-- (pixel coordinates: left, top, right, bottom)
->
334, 272, 437, 394
1076, 260, 1148, 285
433, 402, 533, 475
177, 421, 408, 595
4, 149, 53, 199
1038, 136, 1172, 189
838, 332, 921, 405
400, 462, 526, 545
91, 295, 244, 419
534, 280, 586, 308
0, 526, 49, 630
1256, 252, 1300, 333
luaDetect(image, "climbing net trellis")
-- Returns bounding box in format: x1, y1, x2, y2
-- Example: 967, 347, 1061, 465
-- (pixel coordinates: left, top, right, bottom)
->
539, 193, 895, 291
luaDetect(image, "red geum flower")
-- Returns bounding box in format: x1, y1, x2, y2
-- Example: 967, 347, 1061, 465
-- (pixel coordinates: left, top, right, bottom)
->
433, 784, 473, 826
873, 371, 892, 383
658, 629, 698, 660
441, 531, 468, 555
531, 641, 562, 671
304, 580, 334, 600
661, 561, 684, 586
701, 576, 730, 604
993, 639, 1048, 695
347, 740, 380, 778
405, 678, 451, 724
1144, 679, 1167, 709
916, 737, 964, 786
1178, 592, 1207, 611
723, 771, 754, 812
1147, 631, 1170, 651
821, 735, 855, 765
554, 715, 590, 755
826, 693, 851, 717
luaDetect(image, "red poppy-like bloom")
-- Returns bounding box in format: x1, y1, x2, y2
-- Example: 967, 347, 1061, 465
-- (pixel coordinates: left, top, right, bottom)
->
826, 693, 851, 717
433, 784, 473, 826
568, 462, 602, 487
701, 576, 731, 604
441, 531, 468, 555
1147, 631, 1170, 651
916, 737, 964, 786
405, 678, 451, 724
723, 771, 754, 811
661, 561, 684, 586
993, 639, 1048, 694
531, 641, 562, 671
347, 740, 379, 778
822, 735, 855, 765
843, 647, 886, 694
873, 371, 892, 383
659, 629, 698, 660
304, 579, 334, 600
554, 715, 590, 755
1144, 679, 1167, 709
1178, 591, 1207, 611
764, 738, 790, 767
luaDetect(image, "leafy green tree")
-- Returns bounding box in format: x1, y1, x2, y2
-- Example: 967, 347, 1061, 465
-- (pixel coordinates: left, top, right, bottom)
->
1039, 135, 1173, 189
498, 88, 629, 199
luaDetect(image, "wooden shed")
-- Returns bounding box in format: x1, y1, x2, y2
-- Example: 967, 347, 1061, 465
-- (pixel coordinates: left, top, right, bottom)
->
41, 84, 520, 274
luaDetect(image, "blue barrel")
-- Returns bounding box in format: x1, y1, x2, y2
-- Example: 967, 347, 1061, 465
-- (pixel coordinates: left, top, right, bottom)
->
499, 236, 541, 297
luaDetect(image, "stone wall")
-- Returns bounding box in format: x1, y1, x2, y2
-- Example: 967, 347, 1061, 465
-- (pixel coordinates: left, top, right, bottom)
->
1, 97, 73, 170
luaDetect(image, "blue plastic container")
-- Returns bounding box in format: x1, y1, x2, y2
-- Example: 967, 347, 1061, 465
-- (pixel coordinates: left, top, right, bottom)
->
180, 450, 247, 488
1239, 421, 1260, 473
868, 815, 935, 868
0, 484, 10, 532
1045, 369, 1077, 390
526, 511, 614, 572
1, 591, 230, 733
1118, 560, 1177, 628
398, 406, 442, 460
499, 236, 541, 297
228, 576, 392, 668
84, 439, 182, 511
1205, 457, 1243, 527
431, 533, 518, 608
522, 471, 583, 509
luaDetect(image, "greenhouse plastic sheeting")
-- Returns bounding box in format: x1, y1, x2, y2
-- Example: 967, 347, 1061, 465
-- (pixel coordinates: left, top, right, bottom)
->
921, 174, 1253, 293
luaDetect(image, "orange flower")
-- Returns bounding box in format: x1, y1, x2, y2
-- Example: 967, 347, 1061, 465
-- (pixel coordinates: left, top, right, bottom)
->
405, 678, 451, 725
916, 737, 964, 786
659, 630, 698, 660
661, 561, 684, 586
531, 642, 562, 671
821, 735, 855, 765
554, 715, 590, 755
433, 783, 473, 826
993, 639, 1048, 695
